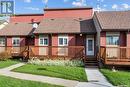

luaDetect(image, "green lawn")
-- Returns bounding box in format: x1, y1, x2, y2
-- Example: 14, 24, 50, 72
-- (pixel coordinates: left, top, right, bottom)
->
13, 64, 87, 82
0, 75, 62, 87
100, 69, 130, 87
0, 60, 18, 69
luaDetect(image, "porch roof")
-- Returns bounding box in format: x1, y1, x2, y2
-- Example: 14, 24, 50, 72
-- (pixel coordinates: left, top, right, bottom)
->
95, 11, 130, 31
0, 23, 34, 36
34, 18, 96, 34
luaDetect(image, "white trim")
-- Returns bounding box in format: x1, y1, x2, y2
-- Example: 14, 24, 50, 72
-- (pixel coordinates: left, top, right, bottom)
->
58, 35, 68, 46
39, 35, 49, 46
12, 37, 20, 46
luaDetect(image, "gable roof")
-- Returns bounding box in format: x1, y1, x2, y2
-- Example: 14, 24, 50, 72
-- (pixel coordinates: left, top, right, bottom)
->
0, 23, 34, 36
34, 18, 96, 34
95, 11, 130, 31
0, 20, 6, 25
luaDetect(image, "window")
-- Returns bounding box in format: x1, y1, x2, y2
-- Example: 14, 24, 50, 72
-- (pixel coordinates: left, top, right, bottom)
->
0, 37, 5, 46
39, 35, 49, 46
58, 35, 68, 46
12, 37, 20, 46
106, 33, 119, 45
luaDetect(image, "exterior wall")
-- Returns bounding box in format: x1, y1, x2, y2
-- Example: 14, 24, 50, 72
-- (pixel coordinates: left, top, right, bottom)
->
68, 34, 76, 46
76, 34, 85, 46
120, 32, 126, 46
127, 32, 130, 47
52, 34, 58, 56
10, 15, 44, 23
100, 32, 106, 46
44, 9, 93, 18
7, 37, 12, 46
20, 37, 26, 46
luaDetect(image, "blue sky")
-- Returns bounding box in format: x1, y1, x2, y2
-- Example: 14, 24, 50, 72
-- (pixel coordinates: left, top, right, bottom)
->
4, 0, 130, 14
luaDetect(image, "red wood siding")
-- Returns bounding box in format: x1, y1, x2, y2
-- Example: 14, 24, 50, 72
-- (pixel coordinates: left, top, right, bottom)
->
44, 9, 93, 18
10, 15, 44, 23
52, 34, 58, 56
20, 37, 26, 46
100, 32, 106, 46
35, 35, 39, 46
7, 37, 12, 46
120, 32, 126, 46
76, 34, 85, 46
68, 34, 76, 46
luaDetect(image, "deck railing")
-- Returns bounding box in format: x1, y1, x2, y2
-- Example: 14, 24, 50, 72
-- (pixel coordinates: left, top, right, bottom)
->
99, 46, 130, 65
0, 46, 85, 60
29, 46, 85, 60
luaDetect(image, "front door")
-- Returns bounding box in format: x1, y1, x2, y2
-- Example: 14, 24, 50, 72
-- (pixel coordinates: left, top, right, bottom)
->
86, 38, 94, 56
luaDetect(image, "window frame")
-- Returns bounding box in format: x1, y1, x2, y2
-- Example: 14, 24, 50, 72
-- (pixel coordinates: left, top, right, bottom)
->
12, 37, 20, 46
0, 37, 6, 46
39, 35, 49, 46
106, 32, 120, 46
58, 35, 68, 46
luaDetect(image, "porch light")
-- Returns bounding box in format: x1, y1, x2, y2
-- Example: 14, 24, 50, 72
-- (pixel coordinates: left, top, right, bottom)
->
80, 34, 82, 36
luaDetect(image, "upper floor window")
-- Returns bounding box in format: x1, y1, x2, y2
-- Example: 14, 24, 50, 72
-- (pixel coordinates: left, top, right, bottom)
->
12, 37, 20, 46
0, 37, 5, 46
106, 32, 119, 45
39, 35, 49, 46
58, 35, 68, 46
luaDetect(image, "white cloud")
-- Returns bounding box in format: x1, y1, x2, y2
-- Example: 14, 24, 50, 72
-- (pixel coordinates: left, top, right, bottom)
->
122, 3, 130, 9
42, 0, 48, 4
112, 4, 118, 10
24, 7, 40, 11
112, 3, 130, 10
94, 7, 106, 12
24, 0, 31, 3
72, 0, 86, 7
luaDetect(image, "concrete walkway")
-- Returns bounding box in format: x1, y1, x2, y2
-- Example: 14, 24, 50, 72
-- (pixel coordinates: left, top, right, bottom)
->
76, 68, 114, 87
0, 63, 78, 87
0, 63, 114, 87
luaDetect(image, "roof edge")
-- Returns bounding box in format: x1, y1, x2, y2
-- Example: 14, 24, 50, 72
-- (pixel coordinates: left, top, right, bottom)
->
44, 7, 93, 11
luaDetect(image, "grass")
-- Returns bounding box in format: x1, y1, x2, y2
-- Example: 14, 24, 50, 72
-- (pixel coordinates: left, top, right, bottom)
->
13, 64, 87, 82
100, 69, 130, 87
0, 60, 19, 69
0, 75, 62, 87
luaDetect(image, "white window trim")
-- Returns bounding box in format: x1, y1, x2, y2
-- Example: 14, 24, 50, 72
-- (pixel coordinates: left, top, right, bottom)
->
12, 37, 20, 46
0, 37, 6, 46
106, 32, 120, 46
58, 35, 68, 46
39, 35, 49, 46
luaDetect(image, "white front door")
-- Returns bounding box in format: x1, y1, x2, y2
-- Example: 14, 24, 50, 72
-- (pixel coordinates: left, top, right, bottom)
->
86, 38, 94, 56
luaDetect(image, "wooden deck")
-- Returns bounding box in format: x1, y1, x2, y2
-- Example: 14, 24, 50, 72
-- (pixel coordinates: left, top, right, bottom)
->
99, 46, 130, 66
0, 46, 86, 60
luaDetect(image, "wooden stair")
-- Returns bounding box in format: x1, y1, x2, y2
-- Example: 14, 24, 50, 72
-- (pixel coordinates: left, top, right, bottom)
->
84, 57, 98, 68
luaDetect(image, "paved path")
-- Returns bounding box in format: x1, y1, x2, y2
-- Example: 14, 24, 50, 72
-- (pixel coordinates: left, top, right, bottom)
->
0, 63, 114, 87
76, 68, 114, 87
0, 63, 78, 87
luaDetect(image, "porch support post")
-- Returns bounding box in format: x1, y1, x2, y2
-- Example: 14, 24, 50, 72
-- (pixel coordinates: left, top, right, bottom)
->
127, 32, 130, 47
126, 32, 130, 58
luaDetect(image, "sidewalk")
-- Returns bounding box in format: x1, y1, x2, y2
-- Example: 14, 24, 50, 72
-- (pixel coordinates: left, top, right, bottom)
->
0, 63, 78, 87
0, 63, 113, 87
76, 68, 114, 87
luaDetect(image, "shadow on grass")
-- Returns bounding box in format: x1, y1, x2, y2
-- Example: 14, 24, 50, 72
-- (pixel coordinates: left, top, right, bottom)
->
37, 67, 86, 81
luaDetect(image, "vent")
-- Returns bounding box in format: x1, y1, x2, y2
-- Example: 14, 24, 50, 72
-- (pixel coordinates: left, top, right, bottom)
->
33, 23, 38, 28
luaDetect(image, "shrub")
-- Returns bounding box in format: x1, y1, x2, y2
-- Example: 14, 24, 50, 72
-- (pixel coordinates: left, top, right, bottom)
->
0, 51, 12, 61
28, 59, 84, 67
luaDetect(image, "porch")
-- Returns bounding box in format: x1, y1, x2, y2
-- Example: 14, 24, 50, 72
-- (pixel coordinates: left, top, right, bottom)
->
99, 46, 130, 65
0, 46, 86, 60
